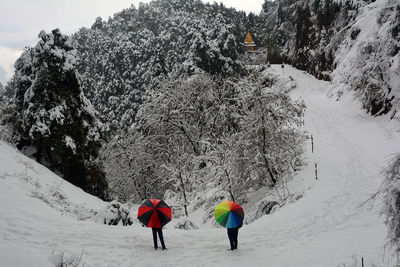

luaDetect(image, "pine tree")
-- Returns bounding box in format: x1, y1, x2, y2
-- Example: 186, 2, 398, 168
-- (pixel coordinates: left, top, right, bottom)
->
13, 29, 108, 199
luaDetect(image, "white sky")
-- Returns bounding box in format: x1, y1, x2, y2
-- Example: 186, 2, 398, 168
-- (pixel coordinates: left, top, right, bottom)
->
0, 0, 264, 85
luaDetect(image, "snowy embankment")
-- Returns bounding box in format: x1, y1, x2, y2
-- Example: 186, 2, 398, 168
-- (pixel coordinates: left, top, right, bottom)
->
331, 0, 400, 118
1, 65, 400, 267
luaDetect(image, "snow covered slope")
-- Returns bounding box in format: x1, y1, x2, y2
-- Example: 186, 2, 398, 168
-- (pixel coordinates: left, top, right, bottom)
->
1, 65, 400, 266
331, 0, 400, 118
0, 141, 108, 266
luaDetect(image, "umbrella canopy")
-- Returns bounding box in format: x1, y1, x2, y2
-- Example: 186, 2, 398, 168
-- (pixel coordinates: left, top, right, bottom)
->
137, 199, 172, 228
214, 201, 244, 228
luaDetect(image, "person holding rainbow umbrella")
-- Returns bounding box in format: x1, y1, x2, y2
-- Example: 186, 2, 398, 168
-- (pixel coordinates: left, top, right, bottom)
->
214, 201, 245, 250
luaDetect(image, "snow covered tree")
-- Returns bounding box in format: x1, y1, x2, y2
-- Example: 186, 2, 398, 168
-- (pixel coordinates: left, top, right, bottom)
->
234, 72, 306, 190
11, 29, 108, 199
130, 75, 218, 212
102, 132, 165, 202
254, 0, 348, 78
383, 155, 400, 259
0, 81, 19, 143
73, 0, 246, 132
127, 70, 304, 202
206, 134, 250, 203
0, 83, 7, 107
157, 142, 195, 217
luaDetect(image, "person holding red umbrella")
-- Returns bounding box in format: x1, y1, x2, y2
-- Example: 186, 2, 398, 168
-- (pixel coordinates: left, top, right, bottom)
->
138, 199, 172, 250
152, 227, 166, 250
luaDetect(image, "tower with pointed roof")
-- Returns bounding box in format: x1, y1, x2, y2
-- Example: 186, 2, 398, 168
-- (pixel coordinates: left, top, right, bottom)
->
244, 32, 256, 52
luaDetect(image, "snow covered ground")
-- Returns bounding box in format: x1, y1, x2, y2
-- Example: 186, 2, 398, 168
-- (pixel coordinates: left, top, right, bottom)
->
1, 65, 400, 267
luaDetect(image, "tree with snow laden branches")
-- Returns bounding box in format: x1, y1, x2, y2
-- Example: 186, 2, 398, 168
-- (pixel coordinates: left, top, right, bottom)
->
0, 83, 8, 112
10, 29, 108, 199
383, 155, 400, 260
102, 132, 165, 202
73, 0, 246, 132
0, 83, 4, 98
104, 70, 306, 208
235, 72, 306, 189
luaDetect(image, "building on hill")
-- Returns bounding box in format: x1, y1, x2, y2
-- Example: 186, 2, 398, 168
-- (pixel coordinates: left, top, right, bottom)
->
244, 32, 256, 52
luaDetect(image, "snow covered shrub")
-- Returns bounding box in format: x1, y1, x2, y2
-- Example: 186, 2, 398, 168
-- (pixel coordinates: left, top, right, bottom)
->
100, 201, 133, 226
383, 155, 400, 258
48, 249, 85, 267
163, 189, 187, 218
337, 254, 368, 267
23, 177, 100, 221
274, 75, 297, 93
238, 50, 269, 66
0, 103, 19, 144
197, 188, 230, 225
8, 29, 108, 199
247, 199, 280, 224
174, 218, 199, 230
30, 182, 67, 208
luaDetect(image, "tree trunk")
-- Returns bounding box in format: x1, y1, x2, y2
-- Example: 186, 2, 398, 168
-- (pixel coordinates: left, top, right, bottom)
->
267, 166, 277, 185
179, 171, 188, 217
35, 146, 43, 163
260, 113, 277, 186
225, 169, 235, 202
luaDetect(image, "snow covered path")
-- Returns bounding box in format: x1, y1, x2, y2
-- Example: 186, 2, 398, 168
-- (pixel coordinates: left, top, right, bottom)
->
1, 65, 400, 267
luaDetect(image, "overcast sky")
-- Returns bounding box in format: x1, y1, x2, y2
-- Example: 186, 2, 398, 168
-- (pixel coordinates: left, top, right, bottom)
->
0, 0, 264, 85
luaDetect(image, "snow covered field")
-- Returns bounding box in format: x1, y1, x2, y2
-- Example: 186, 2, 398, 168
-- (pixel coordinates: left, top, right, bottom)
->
1, 65, 399, 267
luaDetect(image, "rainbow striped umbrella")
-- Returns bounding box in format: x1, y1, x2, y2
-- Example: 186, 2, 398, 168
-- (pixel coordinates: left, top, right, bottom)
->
214, 201, 244, 228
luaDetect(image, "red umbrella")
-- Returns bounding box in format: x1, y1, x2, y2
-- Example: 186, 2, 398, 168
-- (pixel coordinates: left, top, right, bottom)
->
137, 199, 172, 228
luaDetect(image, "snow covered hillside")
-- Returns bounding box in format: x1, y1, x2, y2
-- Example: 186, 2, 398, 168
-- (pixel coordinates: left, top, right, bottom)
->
331, 0, 400, 118
1, 65, 400, 267
258, 0, 400, 119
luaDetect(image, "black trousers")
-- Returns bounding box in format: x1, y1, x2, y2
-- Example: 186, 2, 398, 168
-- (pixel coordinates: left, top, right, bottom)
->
227, 228, 239, 250
152, 228, 166, 249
